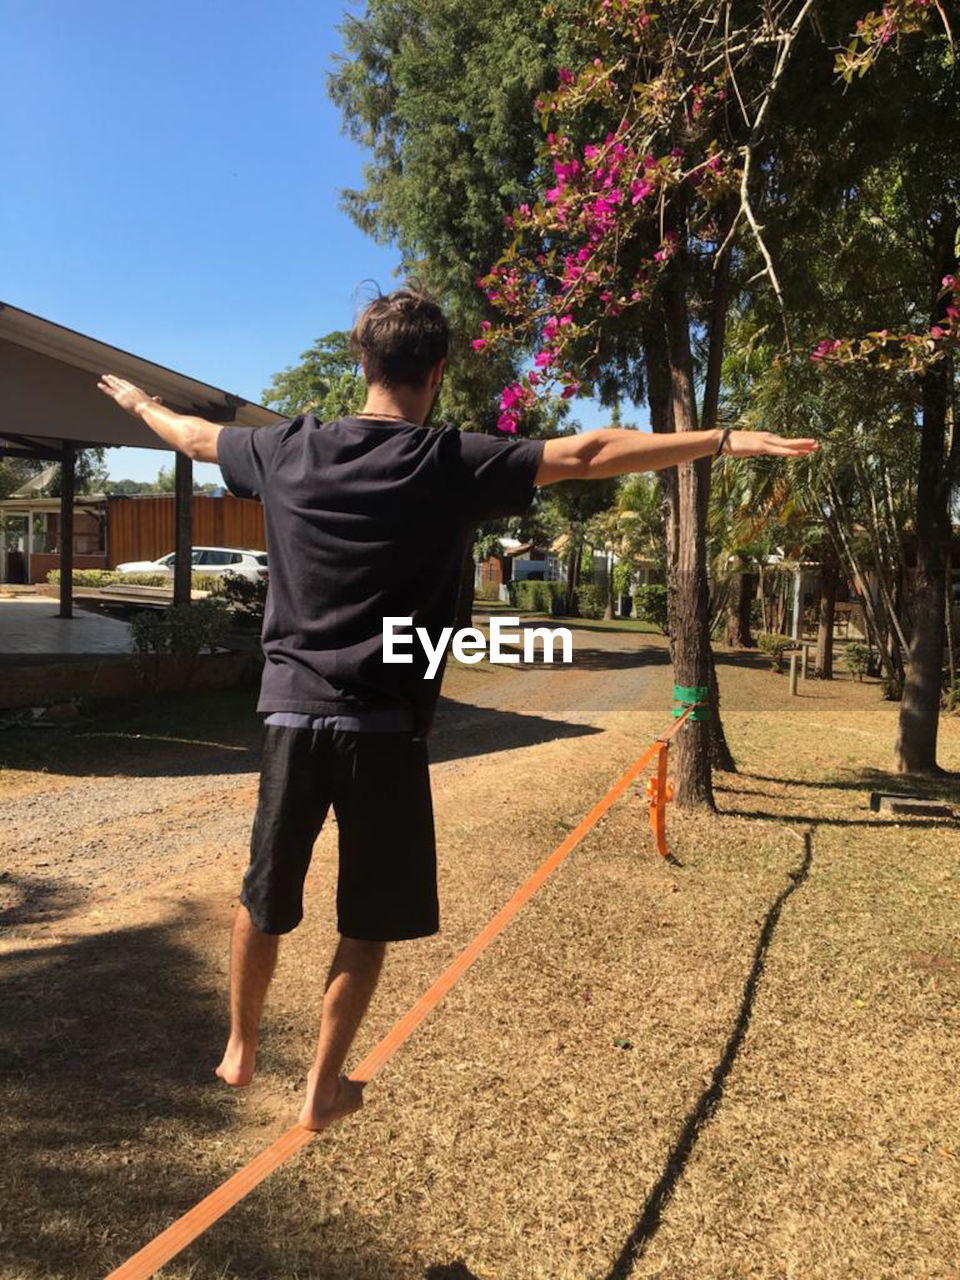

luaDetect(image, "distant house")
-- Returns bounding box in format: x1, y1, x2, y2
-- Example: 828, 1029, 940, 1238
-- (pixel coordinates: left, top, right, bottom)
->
475, 538, 562, 593
0, 492, 265, 585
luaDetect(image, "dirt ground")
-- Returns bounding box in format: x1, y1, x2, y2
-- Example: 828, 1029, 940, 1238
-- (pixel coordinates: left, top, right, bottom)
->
1, 620, 958, 1280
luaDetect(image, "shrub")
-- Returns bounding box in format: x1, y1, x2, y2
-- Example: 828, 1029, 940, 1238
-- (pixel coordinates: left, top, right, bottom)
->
757, 632, 794, 673
130, 610, 169, 657
47, 569, 121, 587
212, 571, 268, 618
612, 562, 633, 598
634, 584, 669, 634
475, 579, 502, 602
166, 599, 232, 657
881, 674, 904, 702
844, 641, 871, 681
47, 570, 220, 590
506, 579, 564, 615
575, 583, 607, 619
131, 599, 232, 692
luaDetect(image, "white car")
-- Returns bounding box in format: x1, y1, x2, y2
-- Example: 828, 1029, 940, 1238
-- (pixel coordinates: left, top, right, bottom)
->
115, 547, 269, 583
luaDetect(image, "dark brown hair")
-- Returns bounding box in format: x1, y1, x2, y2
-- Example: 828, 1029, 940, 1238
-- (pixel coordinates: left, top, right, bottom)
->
350, 286, 450, 389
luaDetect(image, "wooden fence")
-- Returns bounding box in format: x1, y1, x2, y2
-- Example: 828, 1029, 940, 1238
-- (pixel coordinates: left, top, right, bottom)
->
107, 496, 265, 567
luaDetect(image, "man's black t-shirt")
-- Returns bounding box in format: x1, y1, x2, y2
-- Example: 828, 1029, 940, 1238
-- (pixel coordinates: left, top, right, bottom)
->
217, 414, 545, 734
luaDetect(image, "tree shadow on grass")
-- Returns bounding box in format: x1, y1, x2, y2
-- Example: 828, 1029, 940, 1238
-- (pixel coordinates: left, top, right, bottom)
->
717, 804, 956, 830
730, 767, 960, 802
602, 832, 815, 1280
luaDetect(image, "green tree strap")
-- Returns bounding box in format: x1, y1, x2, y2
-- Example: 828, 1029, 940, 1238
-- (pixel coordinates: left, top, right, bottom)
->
672, 683, 710, 720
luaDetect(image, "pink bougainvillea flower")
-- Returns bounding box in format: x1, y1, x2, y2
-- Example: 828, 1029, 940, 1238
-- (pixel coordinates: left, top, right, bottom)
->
630, 179, 654, 204
497, 412, 518, 435
561, 384, 580, 399
534, 349, 553, 368
559, 314, 573, 327
810, 339, 842, 361
500, 384, 524, 411
930, 326, 945, 339
480, 320, 492, 331
471, 339, 488, 352
558, 68, 574, 85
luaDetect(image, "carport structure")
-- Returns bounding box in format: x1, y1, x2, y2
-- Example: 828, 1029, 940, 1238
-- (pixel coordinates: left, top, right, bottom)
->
0, 301, 284, 614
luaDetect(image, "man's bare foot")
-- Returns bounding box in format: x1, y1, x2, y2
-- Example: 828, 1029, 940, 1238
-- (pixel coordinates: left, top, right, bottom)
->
215, 1039, 256, 1087
298, 1071, 365, 1132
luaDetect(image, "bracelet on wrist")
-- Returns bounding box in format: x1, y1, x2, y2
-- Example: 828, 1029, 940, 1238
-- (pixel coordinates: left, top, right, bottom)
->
715, 427, 732, 457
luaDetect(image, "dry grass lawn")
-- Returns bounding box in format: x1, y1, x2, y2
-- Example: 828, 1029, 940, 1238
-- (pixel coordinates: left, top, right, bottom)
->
1, 631, 958, 1280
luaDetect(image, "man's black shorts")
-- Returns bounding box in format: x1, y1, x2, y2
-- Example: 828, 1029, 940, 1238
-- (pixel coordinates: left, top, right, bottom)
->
241, 719, 439, 941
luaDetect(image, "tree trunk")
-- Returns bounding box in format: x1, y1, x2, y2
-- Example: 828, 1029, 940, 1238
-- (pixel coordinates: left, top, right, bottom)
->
739, 573, 756, 645
664, 280, 715, 809
816, 542, 838, 679
563, 542, 578, 616
724, 560, 755, 648
454, 532, 476, 631
698, 207, 737, 775
895, 212, 956, 773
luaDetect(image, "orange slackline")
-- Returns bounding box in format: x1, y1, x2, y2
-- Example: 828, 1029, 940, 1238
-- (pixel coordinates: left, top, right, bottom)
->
105, 706, 696, 1280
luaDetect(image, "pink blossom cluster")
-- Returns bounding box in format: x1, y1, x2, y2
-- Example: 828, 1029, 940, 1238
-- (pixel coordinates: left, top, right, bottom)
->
810, 276, 960, 370
810, 339, 843, 362
840, 0, 935, 79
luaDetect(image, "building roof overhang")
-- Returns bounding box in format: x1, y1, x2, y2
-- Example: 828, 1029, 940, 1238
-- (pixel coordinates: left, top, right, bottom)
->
0, 301, 286, 455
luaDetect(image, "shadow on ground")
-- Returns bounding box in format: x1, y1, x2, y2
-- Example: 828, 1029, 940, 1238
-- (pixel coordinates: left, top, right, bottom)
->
0, 900, 434, 1280
602, 832, 815, 1280
0, 693, 606, 779
734, 766, 960, 801
0, 872, 85, 928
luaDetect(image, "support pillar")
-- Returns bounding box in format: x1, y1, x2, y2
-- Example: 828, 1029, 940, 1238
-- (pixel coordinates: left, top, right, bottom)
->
58, 442, 75, 619
173, 451, 193, 607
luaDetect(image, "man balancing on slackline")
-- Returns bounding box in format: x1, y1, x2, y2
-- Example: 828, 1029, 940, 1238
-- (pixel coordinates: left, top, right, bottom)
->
98, 286, 816, 1132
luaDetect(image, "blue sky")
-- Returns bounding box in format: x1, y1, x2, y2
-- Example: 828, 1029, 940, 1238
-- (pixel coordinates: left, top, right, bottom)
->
4, 0, 624, 485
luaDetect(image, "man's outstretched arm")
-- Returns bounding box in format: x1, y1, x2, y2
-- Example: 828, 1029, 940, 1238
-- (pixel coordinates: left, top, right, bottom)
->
97, 374, 222, 463
535, 426, 818, 485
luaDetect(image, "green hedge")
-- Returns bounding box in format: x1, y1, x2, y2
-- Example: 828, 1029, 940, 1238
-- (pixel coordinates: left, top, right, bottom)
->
46, 569, 219, 590
505, 579, 565, 615
575, 583, 607, 620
